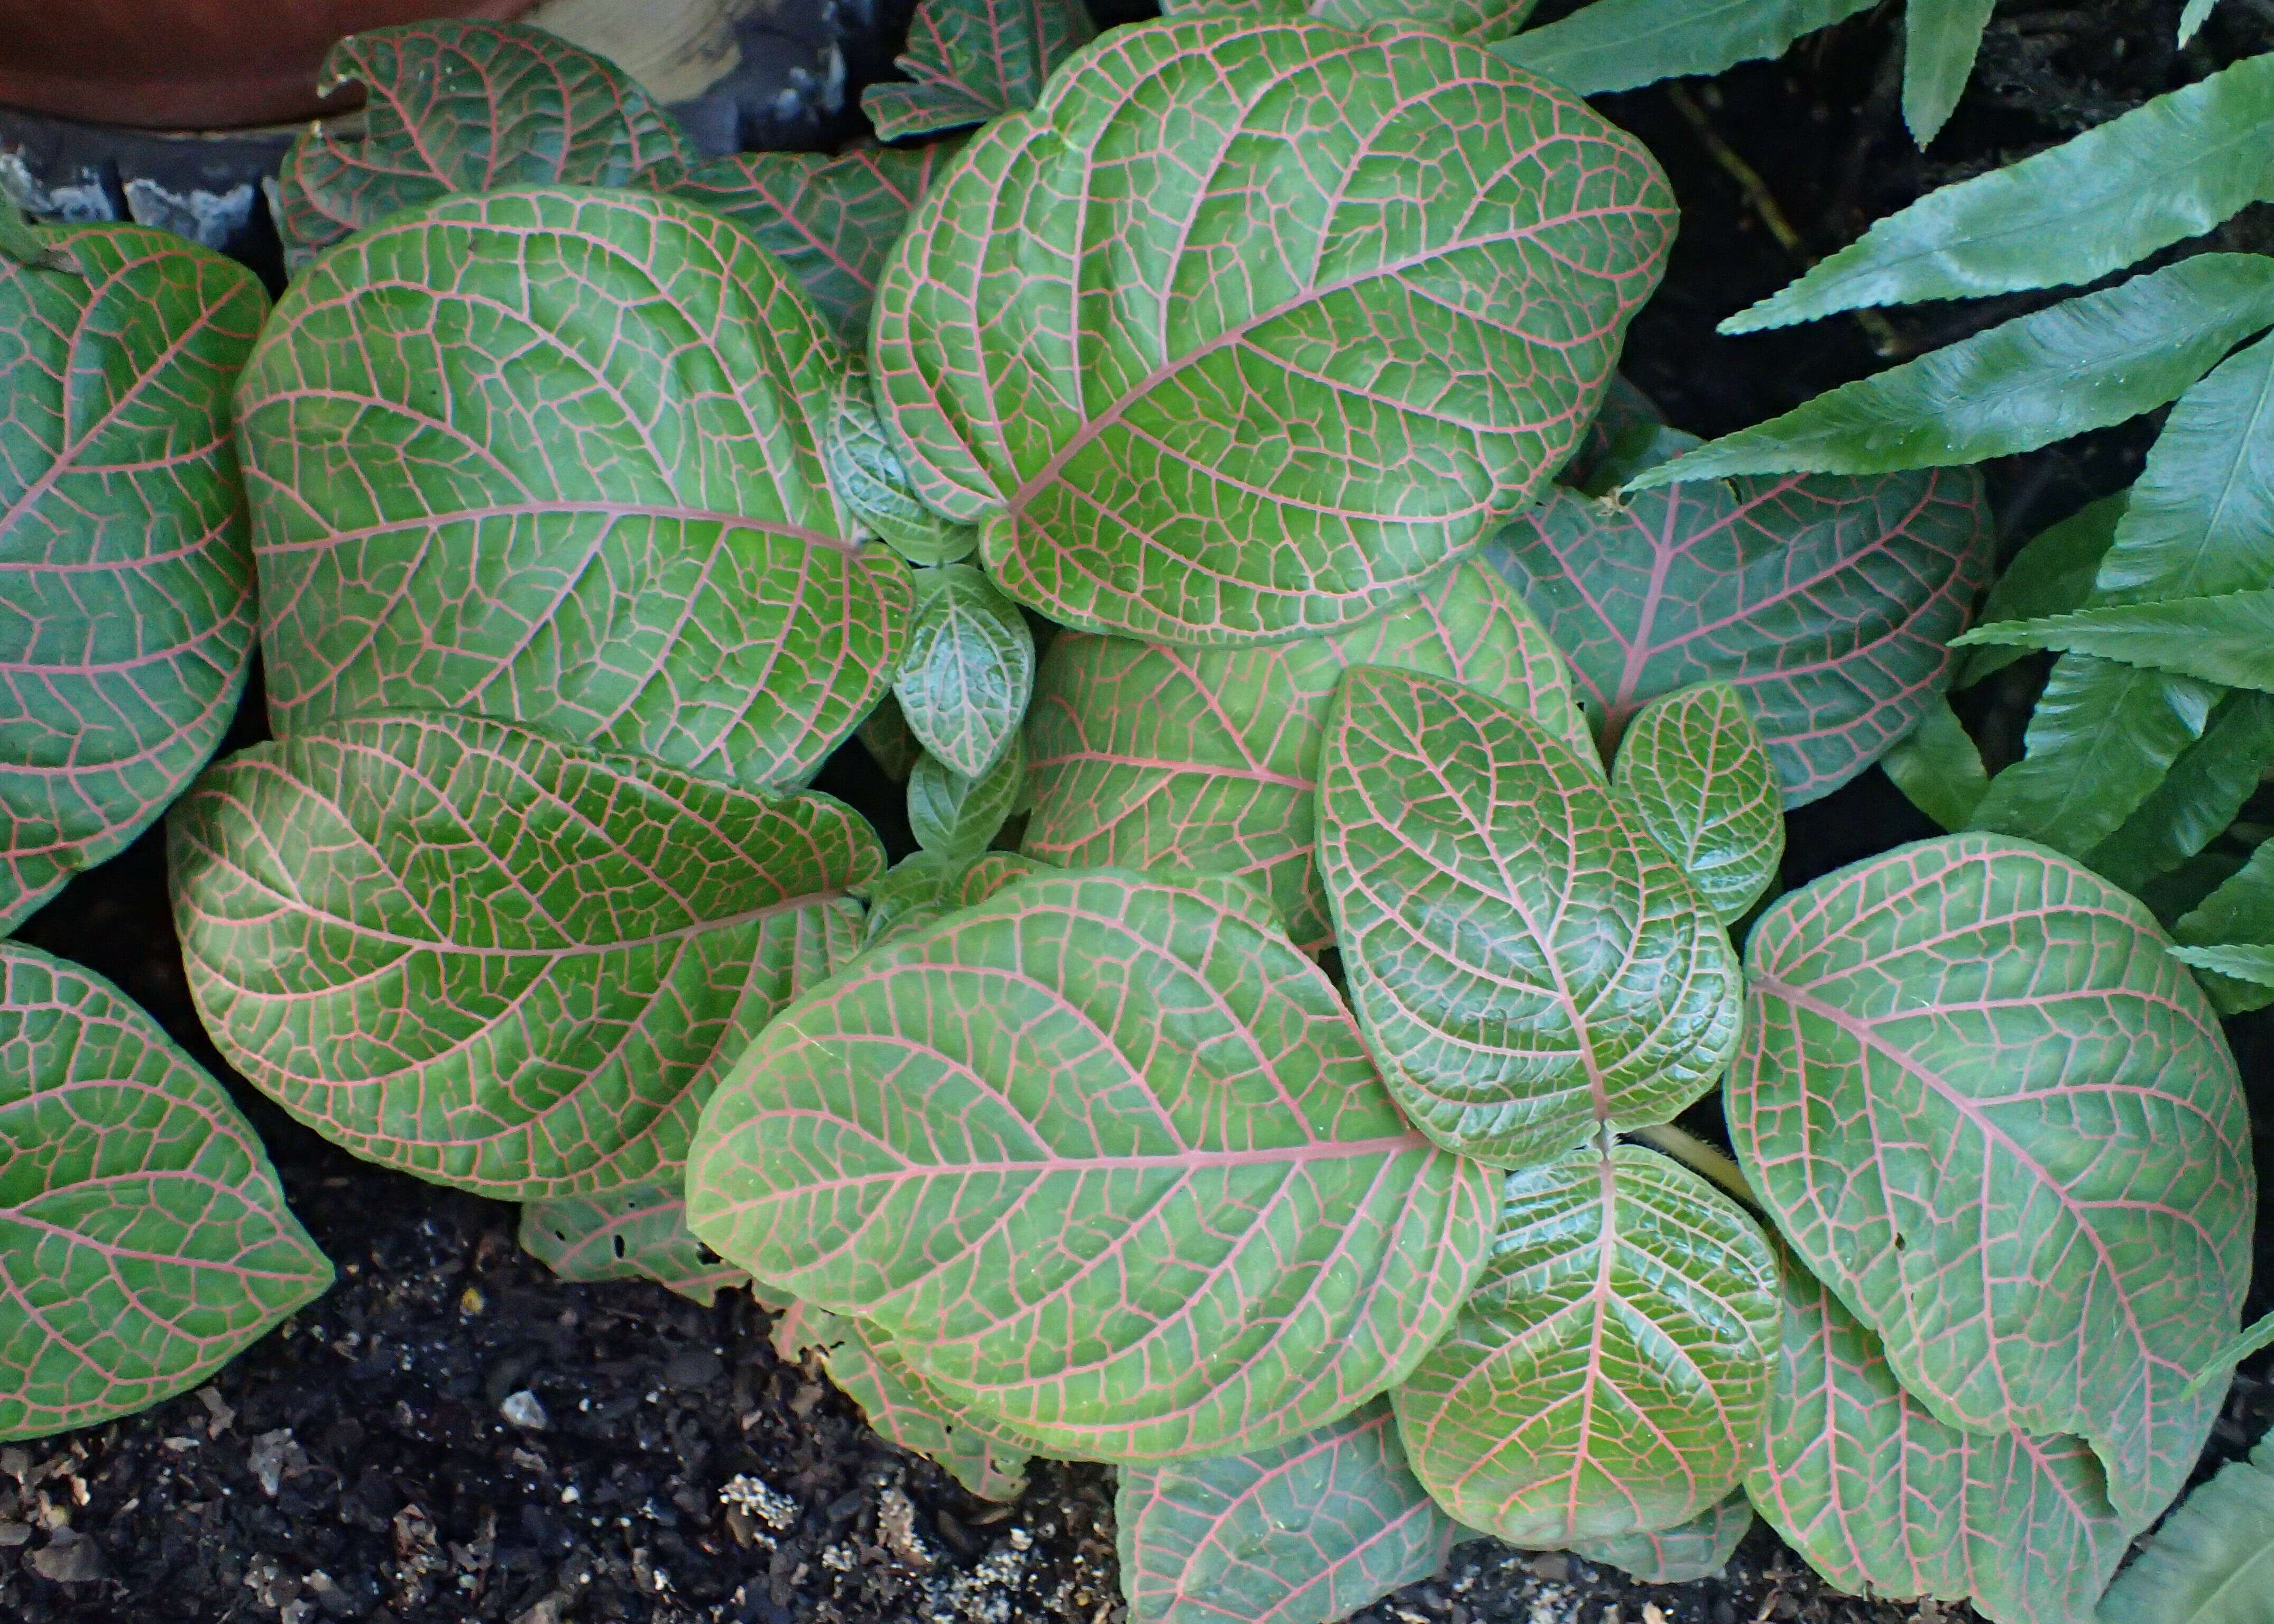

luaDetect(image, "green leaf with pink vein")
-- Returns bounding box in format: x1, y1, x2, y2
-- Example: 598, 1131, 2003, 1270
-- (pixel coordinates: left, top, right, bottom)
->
1156, 0, 1541, 43
870, 14, 1673, 644
1728, 831, 2255, 1526
1318, 666, 1741, 1166
1116, 1398, 1459, 1624
1487, 466, 1993, 805
1, 224, 267, 934
1746, 1247, 2134, 1624
862, 0, 1095, 141
1, 941, 333, 1442
237, 186, 910, 794
271, 21, 689, 266
1391, 1144, 1781, 1546
1610, 681, 1784, 924
1023, 558, 1591, 950
1569, 1492, 1752, 1584
685, 868, 1496, 1462
168, 711, 880, 1199
520, 1180, 750, 1305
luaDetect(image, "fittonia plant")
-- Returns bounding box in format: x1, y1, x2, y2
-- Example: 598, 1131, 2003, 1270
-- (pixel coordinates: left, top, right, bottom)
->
0, 10, 2261, 1624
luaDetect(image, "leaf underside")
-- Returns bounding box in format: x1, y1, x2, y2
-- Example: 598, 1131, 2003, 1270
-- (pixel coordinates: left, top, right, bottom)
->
0, 942, 333, 1441
872, 15, 1674, 644
520, 1180, 749, 1305
1730, 831, 2254, 1526
1319, 666, 1741, 1166
237, 187, 909, 795
169, 712, 881, 1199
687, 869, 1496, 1462
1393, 1144, 1781, 1546
1489, 467, 1993, 805
1, 225, 267, 933
1022, 558, 1590, 950
271, 20, 687, 264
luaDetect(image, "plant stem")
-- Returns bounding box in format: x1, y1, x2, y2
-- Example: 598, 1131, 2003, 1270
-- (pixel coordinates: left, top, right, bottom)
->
1629, 1122, 1760, 1208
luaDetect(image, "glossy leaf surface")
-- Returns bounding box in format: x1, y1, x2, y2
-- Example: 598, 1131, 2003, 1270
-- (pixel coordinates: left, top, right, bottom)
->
1, 225, 265, 932
1637, 256, 2274, 485
1393, 1145, 1781, 1546
1610, 682, 1783, 923
1320, 668, 1740, 1165
2097, 1434, 2274, 1624
872, 16, 1674, 644
1490, 469, 1991, 805
908, 737, 1026, 860
1728, 53, 2274, 329
686, 869, 1496, 1461
895, 566, 1035, 778
1730, 832, 2255, 1524
1, 942, 333, 1441
2091, 691, 2274, 892
1117, 1399, 1458, 1624
1569, 1494, 1752, 1585
1956, 590, 2274, 690
272, 21, 687, 263
825, 371, 980, 567
673, 141, 958, 347
239, 188, 909, 793
520, 1180, 748, 1305
1747, 1251, 2132, 1624
853, 848, 1044, 954
1497, 0, 1874, 96
170, 713, 880, 1199
862, 0, 1095, 141
1023, 559, 1590, 949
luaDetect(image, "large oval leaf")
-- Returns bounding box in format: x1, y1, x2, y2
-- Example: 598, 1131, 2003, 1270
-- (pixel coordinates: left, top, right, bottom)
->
272, 21, 688, 264
1746, 1251, 2132, 1624
686, 869, 1496, 1461
1024, 559, 1589, 949
1, 941, 333, 1441
1, 225, 266, 933
1729, 832, 2255, 1525
169, 712, 881, 1199
1318, 666, 1741, 1165
871, 15, 1674, 644
238, 186, 910, 793
1488, 468, 1993, 804
1392, 1143, 1781, 1545
1117, 1398, 1459, 1624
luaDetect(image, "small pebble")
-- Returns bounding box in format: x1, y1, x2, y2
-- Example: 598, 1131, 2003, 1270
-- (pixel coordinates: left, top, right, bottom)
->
500, 1390, 550, 1431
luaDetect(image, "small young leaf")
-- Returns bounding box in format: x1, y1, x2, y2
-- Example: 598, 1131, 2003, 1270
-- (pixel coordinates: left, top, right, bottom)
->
1489, 468, 1992, 806
908, 737, 1027, 860
1569, 1494, 1752, 1585
1, 225, 268, 933
1746, 1250, 2133, 1624
1637, 255, 2274, 486
2088, 691, 2274, 892
1117, 1400, 1458, 1624
1318, 668, 1741, 1166
1612, 682, 1785, 923
1730, 831, 2255, 1525
1900, 0, 1994, 147
272, 21, 688, 263
1496, 0, 1876, 96
239, 188, 910, 794
0, 942, 334, 1442
2177, 0, 2224, 43
0, 202, 76, 273
825, 371, 980, 566
873, 15, 1674, 644
1878, 695, 1987, 832
793, 1307, 1037, 1500
1393, 1145, 1781, 1546
2173, 840, 2274, 1012
1955, 492, 2125, 687
2186, 1311, 2274, 1396
1955, 590, 2274, 690
686, 869, 1496, 1463
520, 1182, 749, 1305
2098, 1433, 2274, 1624
1727, 54, 2274, 330
895, 566, 1036, 779
169, 712, 881, 1199
862, 0, 1095, 141
1023, 559, 1590, 951
854, 849, 1048, 954
1966, 658, 2218, 856
673, 141, 959, 347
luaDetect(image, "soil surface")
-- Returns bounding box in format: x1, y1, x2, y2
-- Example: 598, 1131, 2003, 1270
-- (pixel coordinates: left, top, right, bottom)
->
7, 1, 2274, 1620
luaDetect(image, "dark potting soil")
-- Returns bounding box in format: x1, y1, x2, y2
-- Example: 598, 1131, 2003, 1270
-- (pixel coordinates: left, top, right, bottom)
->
7, 1, 2274, 1619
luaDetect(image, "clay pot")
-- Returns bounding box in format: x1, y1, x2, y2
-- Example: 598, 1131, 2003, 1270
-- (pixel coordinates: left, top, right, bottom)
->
0, 0, 536, 130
